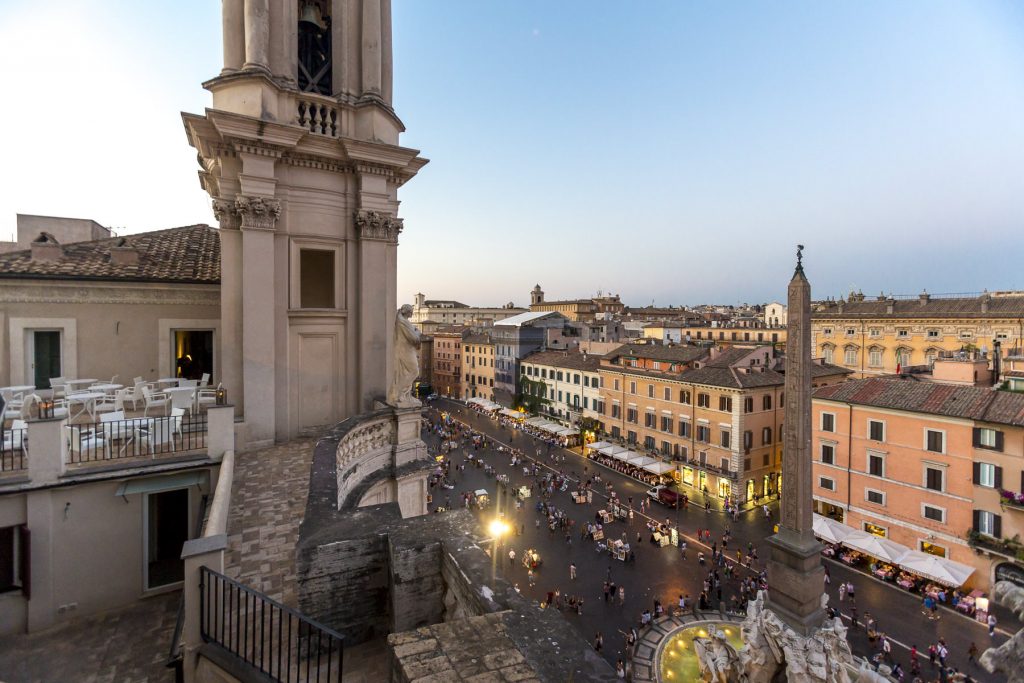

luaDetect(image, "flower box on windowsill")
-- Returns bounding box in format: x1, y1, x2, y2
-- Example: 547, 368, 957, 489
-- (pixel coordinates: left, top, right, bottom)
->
999, 490, 1024, 511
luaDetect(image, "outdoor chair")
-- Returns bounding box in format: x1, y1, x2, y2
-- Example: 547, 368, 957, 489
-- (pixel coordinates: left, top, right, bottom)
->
169, 388, 195, 416
66, 424, 107, 461
49, 377, 67, 399
136, 415, 177, 455
196, 386, 218, 411
123, 381, 148, 410
2, 419, 27, 456
141, 386, 170, 417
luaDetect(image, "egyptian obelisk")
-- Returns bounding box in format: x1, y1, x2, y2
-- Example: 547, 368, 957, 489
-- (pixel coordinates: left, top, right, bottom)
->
765, 245, 826, 636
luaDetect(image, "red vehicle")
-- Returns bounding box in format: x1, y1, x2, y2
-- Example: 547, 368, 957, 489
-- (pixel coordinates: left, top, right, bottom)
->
647, 485, 680, 507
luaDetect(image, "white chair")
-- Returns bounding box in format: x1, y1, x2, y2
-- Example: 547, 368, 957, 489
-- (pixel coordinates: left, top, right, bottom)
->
200, 373, 210, 386
171, 407, 185, 440
136, 416, 176, 455
2, 419, 27, 457
123, 381, 147, 410
196, 386, 218, 412
169, 388, 195, 416
66, 425, 107, 462
109, 374, 119, 385
141, 386, 170, 417
100, 410, 126, 423
50, 377, 67, 399
178, 379, 199, 389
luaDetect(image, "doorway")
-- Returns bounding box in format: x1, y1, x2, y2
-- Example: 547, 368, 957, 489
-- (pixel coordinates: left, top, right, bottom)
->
31, 331, 61, 389
145, 488, 189, 589
173, 330, 213, 381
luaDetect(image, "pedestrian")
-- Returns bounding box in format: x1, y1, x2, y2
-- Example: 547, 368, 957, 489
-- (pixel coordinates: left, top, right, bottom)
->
509, 549, 516, 566
603, 581, 611, 602
928, 644, 937, 668
824, 565, 830, 585
618, 585, 625, 604
838, 582, 846, 602
988, 613, 997, 637
528, 569, 535, 587
615, 659, 625, 679
680, 540, 687, 560
594, 632, 603, 652
882, 635, 892, 661
570, 562, 577, 581
968, 642, 978, 664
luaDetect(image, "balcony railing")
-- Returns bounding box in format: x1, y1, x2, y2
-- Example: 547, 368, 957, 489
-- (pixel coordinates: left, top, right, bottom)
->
0, 426, 27, 473
1000, 490, 1024, 511
66, 412, 207, 465
200, 566, 344, 683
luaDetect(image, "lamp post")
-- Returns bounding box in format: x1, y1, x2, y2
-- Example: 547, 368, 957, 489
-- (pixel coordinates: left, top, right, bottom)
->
488, 518, 510, 582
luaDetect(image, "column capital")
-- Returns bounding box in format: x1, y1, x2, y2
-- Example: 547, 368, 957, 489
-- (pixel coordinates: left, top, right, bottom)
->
235, 195, 281, 231
211, 198, 241, 230
354, 209, 402, 243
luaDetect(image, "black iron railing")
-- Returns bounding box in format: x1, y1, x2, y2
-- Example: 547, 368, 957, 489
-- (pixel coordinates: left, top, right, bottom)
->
200, 567, 344, 683
0, 426, 27, 473
66, 411, 207, 464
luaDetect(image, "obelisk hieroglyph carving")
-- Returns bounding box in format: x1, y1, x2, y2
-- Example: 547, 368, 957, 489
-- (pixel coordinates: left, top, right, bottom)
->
765, 245, 826, 636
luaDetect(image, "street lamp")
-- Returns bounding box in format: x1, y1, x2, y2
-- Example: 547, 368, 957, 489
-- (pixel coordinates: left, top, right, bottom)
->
488, 518, 510, 582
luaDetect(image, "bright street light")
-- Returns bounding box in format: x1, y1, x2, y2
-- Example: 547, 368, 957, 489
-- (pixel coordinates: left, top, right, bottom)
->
488, 519, 510, 538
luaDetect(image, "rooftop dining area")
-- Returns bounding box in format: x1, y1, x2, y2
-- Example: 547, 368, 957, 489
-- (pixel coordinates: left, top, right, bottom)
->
0, 375, 233, 480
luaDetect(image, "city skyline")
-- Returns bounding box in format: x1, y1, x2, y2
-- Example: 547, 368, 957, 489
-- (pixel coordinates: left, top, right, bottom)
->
1, 1, 1022, 305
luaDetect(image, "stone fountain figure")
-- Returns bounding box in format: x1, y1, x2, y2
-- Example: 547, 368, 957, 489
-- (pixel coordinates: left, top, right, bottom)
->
981, 581, 1024, 682
387, 304, 422, 408
694, 627, 742, 682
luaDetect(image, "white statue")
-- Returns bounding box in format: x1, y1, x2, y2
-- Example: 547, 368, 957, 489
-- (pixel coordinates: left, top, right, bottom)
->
694, 627, 742, 682
388, 304, 422, 408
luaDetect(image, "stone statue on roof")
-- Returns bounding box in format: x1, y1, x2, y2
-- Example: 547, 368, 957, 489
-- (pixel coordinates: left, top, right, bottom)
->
388, 304, 422, 408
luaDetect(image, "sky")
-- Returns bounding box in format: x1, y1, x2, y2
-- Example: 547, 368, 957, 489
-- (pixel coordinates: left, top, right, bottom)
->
1, 1, 1022, 306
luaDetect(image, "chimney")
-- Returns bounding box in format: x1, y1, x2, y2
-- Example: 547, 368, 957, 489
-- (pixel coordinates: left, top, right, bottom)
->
30, 232, 62, 262
109, 238, 138, 266
919, 290, 930, 306
886, 298, 895, 315
981, 292, 990, 314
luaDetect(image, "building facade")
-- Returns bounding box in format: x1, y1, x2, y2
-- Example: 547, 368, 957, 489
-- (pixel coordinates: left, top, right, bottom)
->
491, 311, 568, 406
812, 292, 1024, 378
764, 302, 787, 327
812, 377, 1024, 590
431, 326, 468, 398
463, 333, 495, 402
409, 293, 524, 331
527, 285, 623, 322
519, 350, 603, 427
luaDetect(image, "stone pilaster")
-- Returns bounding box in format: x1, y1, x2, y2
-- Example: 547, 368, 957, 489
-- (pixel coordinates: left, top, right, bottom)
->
766, 247, 825, 636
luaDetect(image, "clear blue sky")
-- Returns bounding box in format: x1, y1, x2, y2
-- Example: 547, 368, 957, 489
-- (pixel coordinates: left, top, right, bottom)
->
2, 1, 1022, 306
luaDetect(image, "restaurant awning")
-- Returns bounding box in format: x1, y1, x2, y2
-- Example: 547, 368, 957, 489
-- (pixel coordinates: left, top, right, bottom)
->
599, 444, 627, 456
525, 417, 548, 427
587, 441, 611, 451
554, 426, 578, 436
841, 531, 910, 564
499, 408, 525, 419
613, 449, 635, 462
643, 461, 675, 475
628, 455, 657, 467
812, 514, 855, 545
898, 551, 975, 587
115, 470, 208, 498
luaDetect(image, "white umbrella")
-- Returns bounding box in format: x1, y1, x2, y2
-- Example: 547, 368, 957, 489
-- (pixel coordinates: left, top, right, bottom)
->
600, 444, 627, 456
643, 461, 675, 475
841, 531, 910, 564
587, 441, 611, 451
812, 514, 855, 545
614, 449, 635, 462
898, 550, 975, 587
628, 455, 657, 467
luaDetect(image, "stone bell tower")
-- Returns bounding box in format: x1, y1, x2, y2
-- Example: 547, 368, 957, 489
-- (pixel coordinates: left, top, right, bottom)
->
183, 0, 427, 447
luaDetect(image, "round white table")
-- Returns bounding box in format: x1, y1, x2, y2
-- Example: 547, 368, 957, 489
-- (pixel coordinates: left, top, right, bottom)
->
67, 392, 105, 422
66, 379, 99, 388
157, 378, 181, 388
1, 385, 36, 394
89, 383, 124, 394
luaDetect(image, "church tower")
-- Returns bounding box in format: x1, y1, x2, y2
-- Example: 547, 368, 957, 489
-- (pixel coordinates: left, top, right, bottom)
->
183, 0, 427, 446
530, 284, 544, 306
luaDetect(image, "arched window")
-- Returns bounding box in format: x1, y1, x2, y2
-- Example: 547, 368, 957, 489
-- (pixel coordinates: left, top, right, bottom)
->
868, 347, 883, 367
844, 346, 858, 366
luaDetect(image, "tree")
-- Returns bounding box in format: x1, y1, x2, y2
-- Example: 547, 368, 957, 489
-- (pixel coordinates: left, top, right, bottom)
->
516, 376, 550, 415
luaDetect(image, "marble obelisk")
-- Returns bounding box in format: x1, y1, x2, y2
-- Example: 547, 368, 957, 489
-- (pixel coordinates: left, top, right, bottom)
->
765, 245, 826, 636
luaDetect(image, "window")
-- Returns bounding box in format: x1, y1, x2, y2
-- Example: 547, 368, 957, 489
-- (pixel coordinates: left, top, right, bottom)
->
743, 430, 753, 450
719, 396, 733, 412
822, 327, 833, 336
974, 428, 1004, 451
868, 453, 884, 477
960, 329, 974, 340
925, 429, 945, 453
868, 420, 885, 442
869, 348, 883, 367
697, 393, 710, 408
611, 403, 621, 419
869, 327, 881, 338
644, 411, 655, 428
823, 347, 834, 364
922, 505, 945, 523
819, 477, 835, 491
974, 510, 1001, 538
680, 390, 691, 404
661, 415, 672, 432
626, 407, 638, 424
820, 444, 835, 464
897, 329, 909, 338
573, 373, 580, 384
863, 522, 887, 537
679, 419, 691, 438
557, 371, 564, 381
0, 524, 27, 594
763, 395, 772, 410
299, 249, 335, 308
627, 430, 637, 444
762, 427, 772, 445
866, 489, 885, 505
744, 397, 754, 413
648, 384, 654, 398
925, 466, 944, 492
927, 329, 940, 339
974, 462, 1001, 488
644, 436, 656, 450
821, 412, 835, 432
629, 381, 637, 394
697, 425, 711, 442
720, 430, 731, 448
663, 387, 671, 401
762, 453, 769, 466
844, 347, 857, 366
613, 378, 620, 391
174, 330, 214, 382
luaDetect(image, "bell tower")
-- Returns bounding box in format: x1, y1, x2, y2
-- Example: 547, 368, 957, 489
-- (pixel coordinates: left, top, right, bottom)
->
183, 0, 427, 447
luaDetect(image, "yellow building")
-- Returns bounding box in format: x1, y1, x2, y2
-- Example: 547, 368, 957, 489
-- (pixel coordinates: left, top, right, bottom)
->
596, 344, 850, 505
658, 326, 787, 347
527, 284, 622, 322
463, 333, 496, 402
812, 291, 1024, 377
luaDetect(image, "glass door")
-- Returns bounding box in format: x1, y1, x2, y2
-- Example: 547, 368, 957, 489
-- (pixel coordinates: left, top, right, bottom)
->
32, 331, 61, 389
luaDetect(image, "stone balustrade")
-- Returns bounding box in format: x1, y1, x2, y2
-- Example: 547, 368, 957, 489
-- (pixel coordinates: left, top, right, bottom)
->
296, 95, 339, 137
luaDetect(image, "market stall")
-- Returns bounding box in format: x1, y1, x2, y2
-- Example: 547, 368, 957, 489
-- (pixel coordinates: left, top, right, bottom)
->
841, 531, 909, 565
522, 548, 542, 570
609, 538, 631, 561
474, 489, 489, 509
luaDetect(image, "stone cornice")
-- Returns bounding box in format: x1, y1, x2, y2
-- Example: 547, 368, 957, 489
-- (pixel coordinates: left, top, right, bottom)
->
354, 210, 403, 243
0, 281, 220, 306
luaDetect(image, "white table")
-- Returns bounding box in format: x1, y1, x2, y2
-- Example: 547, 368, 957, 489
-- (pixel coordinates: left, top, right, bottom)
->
89, 383, 124, 394
67, 392, 105, 422
102, 417, 155, 455
1, 385, 36, 394
164, 386, 196, 413
157, 378, 181, 387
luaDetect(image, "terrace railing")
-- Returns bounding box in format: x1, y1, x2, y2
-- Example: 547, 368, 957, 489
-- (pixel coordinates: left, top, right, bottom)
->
66, 411, 207, 465
0, 425, 28, 473
200, 566, 344, 683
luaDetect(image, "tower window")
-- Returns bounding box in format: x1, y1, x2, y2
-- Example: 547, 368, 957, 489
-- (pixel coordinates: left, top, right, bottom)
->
298, 1, 332, 95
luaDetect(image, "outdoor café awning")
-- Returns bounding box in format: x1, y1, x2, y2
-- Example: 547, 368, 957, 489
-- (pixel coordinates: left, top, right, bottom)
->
481, 401, 502, 411
643, 461, 675, 475
812, 514, 855, 545
554, 426, 578, 436
898, 550, 975, 587
587, 441, 611, 451
841, 531, 910, 564
628, 455, 657, 467
613, 449, 635, 462
525, 416, 548, 427
500, 408, 525, 419
599, 444, 627, 457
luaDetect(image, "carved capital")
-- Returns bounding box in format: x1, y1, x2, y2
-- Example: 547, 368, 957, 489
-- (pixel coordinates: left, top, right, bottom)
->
235, 196, 281, 231
211, 198, 241, 230
354, 210, 403, 243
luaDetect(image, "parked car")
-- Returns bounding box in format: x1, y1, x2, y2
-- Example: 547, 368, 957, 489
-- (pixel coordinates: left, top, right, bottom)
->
646, 485, 680, 507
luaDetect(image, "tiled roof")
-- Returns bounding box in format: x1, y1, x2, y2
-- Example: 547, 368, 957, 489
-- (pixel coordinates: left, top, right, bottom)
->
521, 350, 602, 372
0, 225, 219, 284
464, 333, 492, 344
423, 299, 469, 307
813, 295, 1024, 320
813, 377, 1024, 427
605, 344, 708, 363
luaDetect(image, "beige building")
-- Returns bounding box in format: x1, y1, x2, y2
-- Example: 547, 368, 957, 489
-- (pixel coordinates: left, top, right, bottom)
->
463, 333, 495, 402
410, 293, 523, 331
812, 291, 1024, 378
527, 284, 623, 322
764, 302, 787, 327
519, 349, 604, 428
